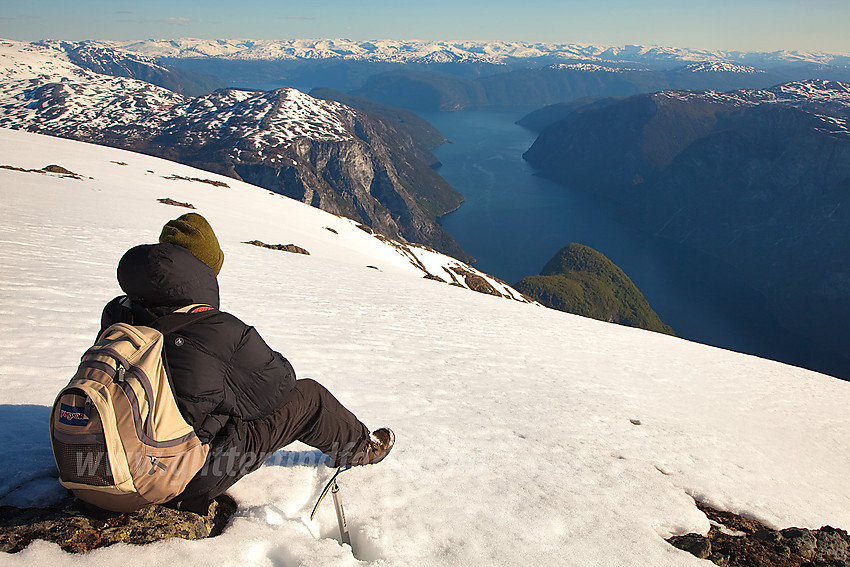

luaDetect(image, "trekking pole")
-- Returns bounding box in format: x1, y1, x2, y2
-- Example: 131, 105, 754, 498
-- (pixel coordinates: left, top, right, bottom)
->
331, 478, 352, 546
310, 466, 353, 546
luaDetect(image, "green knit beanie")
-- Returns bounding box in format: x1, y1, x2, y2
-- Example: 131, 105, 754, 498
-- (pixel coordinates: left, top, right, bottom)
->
159, 213, 225, 275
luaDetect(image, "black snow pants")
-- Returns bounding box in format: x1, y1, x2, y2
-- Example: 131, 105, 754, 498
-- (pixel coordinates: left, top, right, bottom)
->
169, 378, 369, 513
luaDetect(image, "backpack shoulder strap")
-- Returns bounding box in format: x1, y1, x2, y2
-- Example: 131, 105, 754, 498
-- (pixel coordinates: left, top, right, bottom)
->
147, 304, 218, 336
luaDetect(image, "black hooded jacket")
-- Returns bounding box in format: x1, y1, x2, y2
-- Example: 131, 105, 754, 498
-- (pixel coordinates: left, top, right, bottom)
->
100, 243, 296, 490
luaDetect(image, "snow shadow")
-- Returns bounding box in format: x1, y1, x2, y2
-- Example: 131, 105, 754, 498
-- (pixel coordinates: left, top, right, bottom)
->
263, 448, 332, 469
0, 404, 65, 507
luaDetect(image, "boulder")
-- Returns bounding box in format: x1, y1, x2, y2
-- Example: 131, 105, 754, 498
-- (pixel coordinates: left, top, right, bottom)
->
0, 494, 236, 554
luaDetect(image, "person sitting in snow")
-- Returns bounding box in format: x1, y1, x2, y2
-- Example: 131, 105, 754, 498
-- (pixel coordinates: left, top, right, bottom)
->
99, 212, 394, 513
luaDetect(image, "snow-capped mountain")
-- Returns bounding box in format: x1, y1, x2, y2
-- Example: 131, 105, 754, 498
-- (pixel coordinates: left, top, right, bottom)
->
660, 79, 850, 134
549, 63, 644, 73
0, 41, 186, 136
0, 40, 468, 260
97, 38, 850, 68
0, 39, 221, 97
0, 40, 358, 150
47, 40, 169, 76
675, 61, 765, 74
0, 41, 354, 144
1, 127, 849, 566
97, 38, 634, 64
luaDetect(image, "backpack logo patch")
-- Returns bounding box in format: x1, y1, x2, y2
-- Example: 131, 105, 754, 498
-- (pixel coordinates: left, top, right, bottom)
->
58, 404, 88, 426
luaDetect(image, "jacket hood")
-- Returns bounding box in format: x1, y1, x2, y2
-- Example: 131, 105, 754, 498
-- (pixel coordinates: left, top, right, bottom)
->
117, 243, 220, 309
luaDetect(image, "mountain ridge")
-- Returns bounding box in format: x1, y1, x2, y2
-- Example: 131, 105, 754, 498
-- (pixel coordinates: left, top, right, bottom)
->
0, 39, 470, 261
97, 38, 850, 68
71, 38, 850, 113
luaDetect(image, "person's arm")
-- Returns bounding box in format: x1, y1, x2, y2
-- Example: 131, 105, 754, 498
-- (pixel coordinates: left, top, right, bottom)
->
98, 295, 132, 337
223, 325, 297, 421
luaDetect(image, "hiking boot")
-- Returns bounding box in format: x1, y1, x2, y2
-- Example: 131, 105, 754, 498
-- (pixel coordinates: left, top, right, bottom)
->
352, 428, 395, 466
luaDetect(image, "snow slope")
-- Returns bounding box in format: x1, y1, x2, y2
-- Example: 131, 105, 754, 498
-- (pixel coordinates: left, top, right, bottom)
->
1, 128, 849, 566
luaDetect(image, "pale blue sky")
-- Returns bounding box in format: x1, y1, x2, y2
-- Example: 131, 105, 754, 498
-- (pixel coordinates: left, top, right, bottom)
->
1, 0, 848, 53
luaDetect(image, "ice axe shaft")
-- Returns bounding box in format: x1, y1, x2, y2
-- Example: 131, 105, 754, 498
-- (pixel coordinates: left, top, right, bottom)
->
310, 466, 349, 521
332, 480, 352, 546
310, 466, 353, 546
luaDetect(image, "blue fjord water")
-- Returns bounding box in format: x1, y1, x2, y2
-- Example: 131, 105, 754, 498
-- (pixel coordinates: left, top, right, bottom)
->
419, 108, 835, 375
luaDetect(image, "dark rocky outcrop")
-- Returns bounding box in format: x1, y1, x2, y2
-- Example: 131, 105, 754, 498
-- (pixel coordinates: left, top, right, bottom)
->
0, 494, 236, 554
157, 198, 196, 209
244, 240, 310, 255
669, 501, 850, 567
0, 164, 84, 179
449, 266, 502, 297
162, 174, 229, 188
514, 243, 674, 334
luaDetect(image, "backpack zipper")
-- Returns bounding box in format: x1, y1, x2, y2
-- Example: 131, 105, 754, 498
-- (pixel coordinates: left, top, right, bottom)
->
148, 456, 167, 475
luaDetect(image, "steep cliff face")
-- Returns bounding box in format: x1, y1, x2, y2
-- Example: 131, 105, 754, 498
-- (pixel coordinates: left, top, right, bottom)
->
0, 40, 469, 261
523, 81, 850, 366
132, 88, 467, 258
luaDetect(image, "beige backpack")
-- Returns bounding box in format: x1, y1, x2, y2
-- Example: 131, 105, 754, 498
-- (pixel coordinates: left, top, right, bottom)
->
50, 304, 216, 512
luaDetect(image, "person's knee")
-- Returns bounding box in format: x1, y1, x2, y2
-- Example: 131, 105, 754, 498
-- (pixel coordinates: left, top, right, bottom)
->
296, 377, 319, 389
295, 378, 325, 398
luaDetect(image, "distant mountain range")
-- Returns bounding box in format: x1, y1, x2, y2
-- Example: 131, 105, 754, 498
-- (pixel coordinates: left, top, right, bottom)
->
97, 38, 850, 68
0, 40, 468, 260
76, 39, 850, 111
522, 79, 850, 377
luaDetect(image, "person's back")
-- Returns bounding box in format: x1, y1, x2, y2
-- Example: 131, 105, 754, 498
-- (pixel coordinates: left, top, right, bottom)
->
101, 213, 393, 513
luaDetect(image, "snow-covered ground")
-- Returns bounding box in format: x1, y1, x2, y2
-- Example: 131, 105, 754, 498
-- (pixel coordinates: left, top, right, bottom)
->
1, 128, 849, 566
